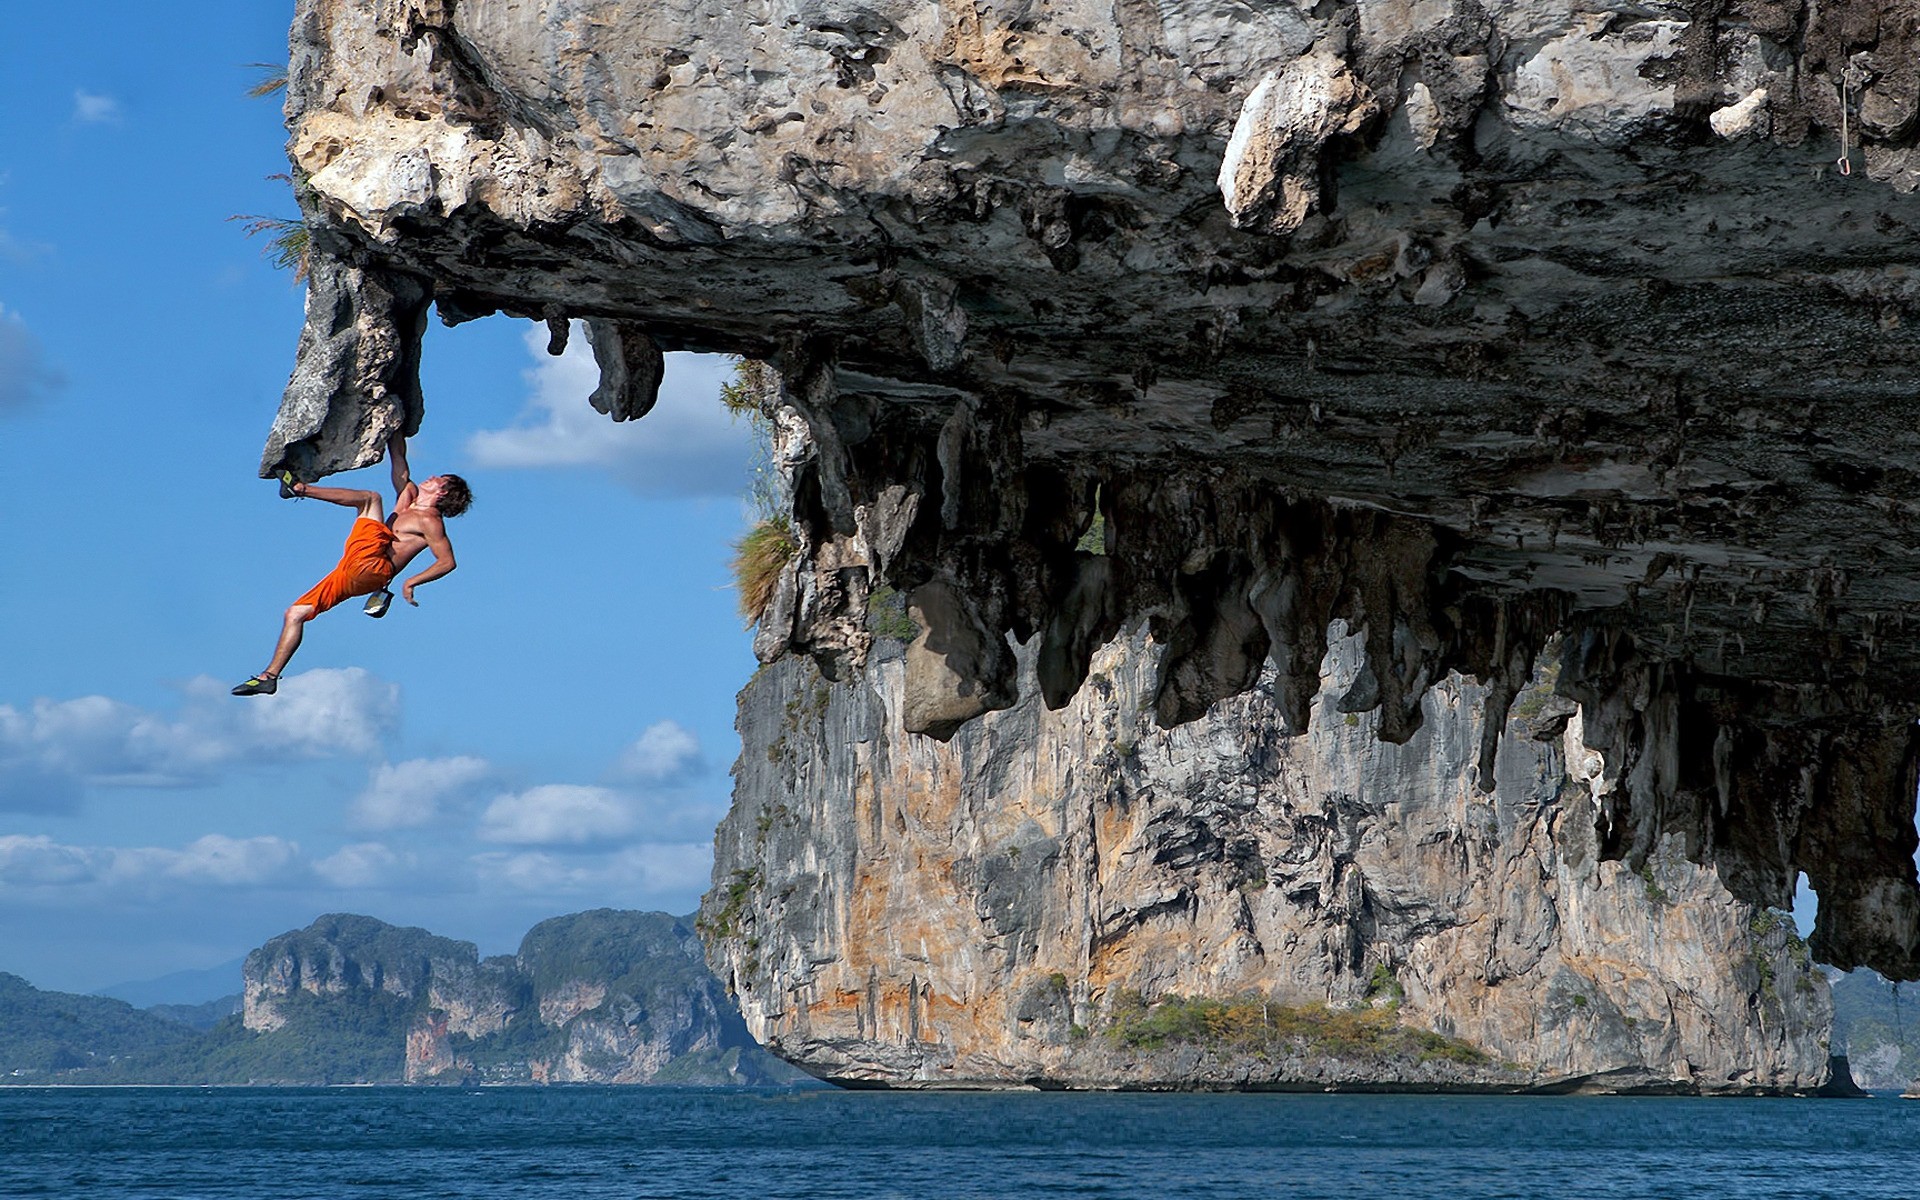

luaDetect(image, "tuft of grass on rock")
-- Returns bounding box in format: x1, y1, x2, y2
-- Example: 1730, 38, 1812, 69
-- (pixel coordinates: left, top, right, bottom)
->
732, 516, 797, 625
866, 585, 918, 642
247, 62, 288, 97
230, 216, 310, 281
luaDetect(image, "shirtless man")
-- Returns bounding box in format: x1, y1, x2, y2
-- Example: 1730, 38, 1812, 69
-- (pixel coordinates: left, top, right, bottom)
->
232, 433, 471, 696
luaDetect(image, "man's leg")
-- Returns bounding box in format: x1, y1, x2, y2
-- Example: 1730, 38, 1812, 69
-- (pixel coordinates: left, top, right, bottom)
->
264, 603, 318, 678
290, 484, 385, 521
233, 603, 317, 695
234, 493, 382, 697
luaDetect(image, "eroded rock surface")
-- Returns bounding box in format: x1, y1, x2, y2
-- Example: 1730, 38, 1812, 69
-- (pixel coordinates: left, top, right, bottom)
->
704, 628, 1832, 1092
271, 0, 1920, 972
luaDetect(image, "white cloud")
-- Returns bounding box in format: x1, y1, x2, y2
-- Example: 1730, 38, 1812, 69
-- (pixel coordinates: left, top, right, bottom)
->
350, 755, 491, 831
465, 325, 754, 497
0, 668, 399, 809
0, 833, 300, 889
220, 668, 399, 758
0, 835, 98, 885
0, 304, 63, 412
157, 835, 301, 885
611, 720, 703, 783
314, 842, 416, 888
72, 91, 121, 124
477, 783, 636, 846
470, 841, 712, 897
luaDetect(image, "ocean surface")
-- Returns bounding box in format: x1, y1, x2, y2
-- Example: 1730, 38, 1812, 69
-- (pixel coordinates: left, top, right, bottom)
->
4, 1086, 1918, 1199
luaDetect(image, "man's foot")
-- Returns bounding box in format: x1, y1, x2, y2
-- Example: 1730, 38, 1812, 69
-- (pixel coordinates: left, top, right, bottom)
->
278, 470, 301, 499
364, 590, 393, 618
231, 674, 278, 696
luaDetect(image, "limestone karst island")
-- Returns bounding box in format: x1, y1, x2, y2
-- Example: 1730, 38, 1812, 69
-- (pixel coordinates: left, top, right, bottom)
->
249, 0, 1919, 1092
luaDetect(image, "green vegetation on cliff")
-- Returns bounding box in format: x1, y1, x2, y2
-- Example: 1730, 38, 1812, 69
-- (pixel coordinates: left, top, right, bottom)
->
99, 991, 418, 1085
1104, 991, 1491, 1068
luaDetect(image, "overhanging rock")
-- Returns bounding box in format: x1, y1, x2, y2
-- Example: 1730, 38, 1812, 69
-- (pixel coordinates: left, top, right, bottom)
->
265, 0, 1920, 974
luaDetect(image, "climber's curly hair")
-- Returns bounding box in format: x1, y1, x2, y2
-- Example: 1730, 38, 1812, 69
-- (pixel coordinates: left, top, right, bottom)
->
436, 474, 473, 518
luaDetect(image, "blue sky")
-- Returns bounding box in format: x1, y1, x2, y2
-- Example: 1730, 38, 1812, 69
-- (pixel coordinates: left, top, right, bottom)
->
0, 3, 760, 993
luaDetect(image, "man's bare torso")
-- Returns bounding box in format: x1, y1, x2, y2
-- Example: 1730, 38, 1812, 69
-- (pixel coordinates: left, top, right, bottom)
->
384, 505, 444, 574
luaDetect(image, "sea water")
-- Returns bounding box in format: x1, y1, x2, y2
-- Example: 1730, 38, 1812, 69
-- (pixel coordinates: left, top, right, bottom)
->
3, 1087, 1917, 1199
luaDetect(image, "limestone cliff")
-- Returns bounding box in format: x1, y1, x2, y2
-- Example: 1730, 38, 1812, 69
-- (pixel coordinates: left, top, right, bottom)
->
269, 0, 1920, 973
704, 628, 1831, 1092
243, 911, 798, 1084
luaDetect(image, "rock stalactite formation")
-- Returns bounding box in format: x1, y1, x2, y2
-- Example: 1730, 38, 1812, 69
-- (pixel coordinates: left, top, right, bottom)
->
270, 0, 1920, 972
703, 628, 1833, 1091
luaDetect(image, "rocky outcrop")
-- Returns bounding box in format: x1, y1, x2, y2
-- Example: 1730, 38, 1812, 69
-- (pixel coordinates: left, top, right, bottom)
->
268, 1, 1920, 973
244, 912, 514, 1036
704, 627, 1832, 1092
243, 911, 799, 1084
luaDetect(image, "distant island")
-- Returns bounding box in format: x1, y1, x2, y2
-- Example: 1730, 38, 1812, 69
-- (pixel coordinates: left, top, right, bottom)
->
0, 910, 808, 1086
1832, 970, 1920, 1092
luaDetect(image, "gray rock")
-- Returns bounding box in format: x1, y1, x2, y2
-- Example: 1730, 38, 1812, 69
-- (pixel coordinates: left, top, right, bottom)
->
903, 579, 1017, 738
270, 0, 1920, 972
583, 319, 664, 422
260, 254, 428, 480
704, 627, 1833, 1092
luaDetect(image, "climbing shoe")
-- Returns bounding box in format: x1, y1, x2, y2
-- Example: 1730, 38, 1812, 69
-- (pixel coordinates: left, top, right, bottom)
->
363, 589, 393, 619
278, 470, 301, 499
231, 674, 278, 697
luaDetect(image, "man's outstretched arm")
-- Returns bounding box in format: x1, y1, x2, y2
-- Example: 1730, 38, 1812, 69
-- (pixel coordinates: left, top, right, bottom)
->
401, 526, 457, 606
388, 432, 418, 510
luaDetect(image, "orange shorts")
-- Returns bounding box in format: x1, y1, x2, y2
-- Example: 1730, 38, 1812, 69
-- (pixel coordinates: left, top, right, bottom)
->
295, 517, 398, 615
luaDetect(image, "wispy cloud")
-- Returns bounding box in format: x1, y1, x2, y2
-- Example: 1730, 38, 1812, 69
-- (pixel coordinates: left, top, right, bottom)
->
71, 91, 121, 124
470, 841, 712, 898
0, 668, 399, 811
349, 755, 492, 831
0, 305, 63, 413
313, 842, 418, 888
478, 784, 638, 846
465, 325, 754, 497
611, 719, 704, 783
0, 833, 301, 889
0, 228, 53, 266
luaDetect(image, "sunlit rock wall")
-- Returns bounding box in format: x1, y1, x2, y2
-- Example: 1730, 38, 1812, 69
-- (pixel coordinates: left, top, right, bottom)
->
704, 627, 1832, 1091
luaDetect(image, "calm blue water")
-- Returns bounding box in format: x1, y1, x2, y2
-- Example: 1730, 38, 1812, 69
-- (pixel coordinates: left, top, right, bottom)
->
3, 1087, 1917, 1198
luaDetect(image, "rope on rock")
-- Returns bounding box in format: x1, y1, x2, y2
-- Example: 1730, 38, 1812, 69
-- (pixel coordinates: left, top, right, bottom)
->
1835, 56, 1871, 178
1837, 75, 1852, 176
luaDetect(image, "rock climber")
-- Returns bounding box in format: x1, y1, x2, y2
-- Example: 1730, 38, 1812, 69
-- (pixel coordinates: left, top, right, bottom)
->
231, 432, 472, 696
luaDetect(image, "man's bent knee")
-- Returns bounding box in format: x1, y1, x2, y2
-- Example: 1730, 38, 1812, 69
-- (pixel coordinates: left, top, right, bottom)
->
283, 604, 317, 624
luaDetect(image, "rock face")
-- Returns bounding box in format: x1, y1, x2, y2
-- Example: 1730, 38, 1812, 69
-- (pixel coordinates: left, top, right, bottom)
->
271, 0, 1920, 973
243, 911, 797, 1084
704, 628, 1832, 1092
